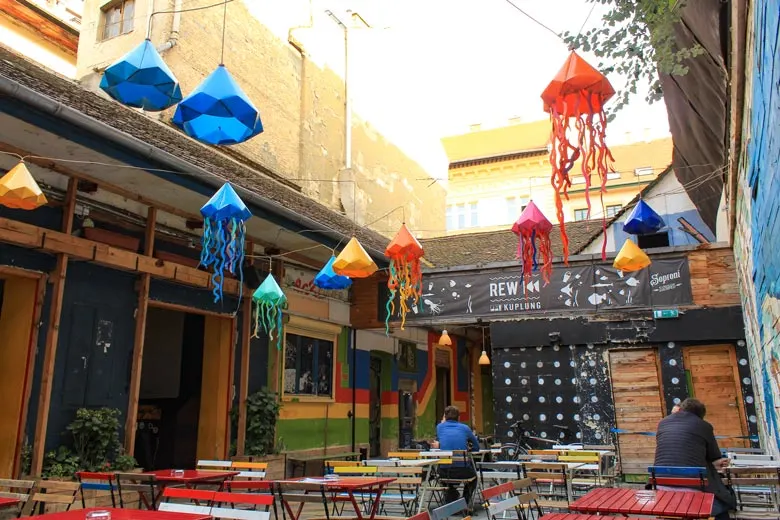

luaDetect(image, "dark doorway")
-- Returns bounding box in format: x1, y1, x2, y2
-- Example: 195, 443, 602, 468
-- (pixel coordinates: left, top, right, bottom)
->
134, 308, 205, 470
398, 381, 416, 449
369, 356, 382, 457
435, 367, 451, 422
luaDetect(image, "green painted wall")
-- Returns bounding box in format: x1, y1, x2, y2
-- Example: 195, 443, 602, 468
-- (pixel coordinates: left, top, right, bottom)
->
276, 417, 369, 451
416, 389, 437, 439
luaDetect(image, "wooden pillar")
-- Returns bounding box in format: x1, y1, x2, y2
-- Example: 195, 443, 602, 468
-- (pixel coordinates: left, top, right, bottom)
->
236, 294, 251, 456
124, 207, 156, 454
30, 178, 77, 476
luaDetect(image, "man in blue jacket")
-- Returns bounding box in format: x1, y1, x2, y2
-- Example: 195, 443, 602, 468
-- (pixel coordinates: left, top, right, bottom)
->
436, 406, 480, 505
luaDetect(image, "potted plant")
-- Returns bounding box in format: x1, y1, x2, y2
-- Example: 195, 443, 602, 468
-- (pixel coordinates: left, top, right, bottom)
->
231, 389, 284, 479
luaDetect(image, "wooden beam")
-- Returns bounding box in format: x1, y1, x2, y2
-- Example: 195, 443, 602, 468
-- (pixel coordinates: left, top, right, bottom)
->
147, 300, 236, 317
236, 294, 251, 456
0, 142, 323, 268
124, 207, 156, 455
30, 177, 76, 476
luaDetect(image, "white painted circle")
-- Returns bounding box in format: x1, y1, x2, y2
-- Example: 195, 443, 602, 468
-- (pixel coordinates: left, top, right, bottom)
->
594, 413, 601, 420
506, 396, 512, 403
555, 379, 562, 385
553, 345, 560, 351
554, 361, 561, 368
556, 396, 563, 403
574, 396, 581, 404
538, 378, 545, 385
570, 360, 576, 367
523, 414, 530, 420
576, 432, 582, 439
504, 362, 511, 368
744, 377, 752, 385
522, 396, 529, 403
671, 377, 680, 384
505, 378, 511, 385
739, 358, 748, 366
667, 342, 675, 348
591, 396, 599, 403
738, 340, 745, 347
507, 413, 514, 420
589, 360, 596, 367
747, 396, 754, 404
669, 359, 677, 366
574, 414, 581, 421
557, 413, 564, 420
521, 378, 528, 385
539, 396, 546, 403
749, 415, 757, 423
539, 414, 547, 421
589, 378, 597, 385
507, 430, 514, 438
521, 362, 527, 368
673, 397, 681, 404
537, 361, 544, 368
595, 432, 602, 439
540, 432, 548, 438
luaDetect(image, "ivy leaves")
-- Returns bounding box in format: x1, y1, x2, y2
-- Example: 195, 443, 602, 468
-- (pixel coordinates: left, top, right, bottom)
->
561, 0, 704, 120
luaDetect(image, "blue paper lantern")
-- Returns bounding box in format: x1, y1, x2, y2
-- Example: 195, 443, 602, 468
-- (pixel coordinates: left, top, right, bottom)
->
172, 65, 263, 145
314, 256, 353, 290
622, 199, 666, 235
99, 39, 183, 111
200, 183, 252, 302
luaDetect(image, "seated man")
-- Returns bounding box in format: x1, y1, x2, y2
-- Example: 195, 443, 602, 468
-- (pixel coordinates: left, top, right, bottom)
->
654, 398, 735, 520
436, 405, 479, 505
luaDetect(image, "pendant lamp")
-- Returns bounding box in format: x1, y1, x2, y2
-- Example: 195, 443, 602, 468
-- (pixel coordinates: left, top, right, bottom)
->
313, 255, 352, 290
478, 327, 490, 365
385, 223, 424, 332
511, 201, 553, 286
613, 239, 651, 272
252, 273, 287, 350
332, 237, 378, 278
623, 199, 666, 235
0, 161, 47, 210
438, 330, 452, 346
100, 39, 183, 111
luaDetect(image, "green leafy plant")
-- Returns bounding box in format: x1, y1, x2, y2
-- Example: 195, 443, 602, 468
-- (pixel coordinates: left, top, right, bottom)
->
20, 439, 32, 476
231, 389, 282, 456
42, 447, 81, 479
66, 408, 122, 471
112, 452, 137, 472
562, 0, 705, 118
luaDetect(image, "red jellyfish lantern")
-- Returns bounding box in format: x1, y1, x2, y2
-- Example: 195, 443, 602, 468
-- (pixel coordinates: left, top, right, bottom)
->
511, 201, 553, 286
542, 51, 615, 261
385, 223, 424, 333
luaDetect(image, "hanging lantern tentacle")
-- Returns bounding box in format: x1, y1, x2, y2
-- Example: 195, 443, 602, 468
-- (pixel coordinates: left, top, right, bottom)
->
251, 274, 287, 350
384, 224, 424, 333
512, 201, 554, 290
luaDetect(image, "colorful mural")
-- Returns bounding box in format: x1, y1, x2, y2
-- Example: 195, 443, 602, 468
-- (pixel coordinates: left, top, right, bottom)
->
735, 0, 780, 453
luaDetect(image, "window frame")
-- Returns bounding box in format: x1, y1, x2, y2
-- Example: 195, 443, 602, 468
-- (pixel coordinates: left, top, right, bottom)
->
99, 0, 135, 42
574, 208, 589, 221
281, 317, 341, 403
606, 204, 623, 217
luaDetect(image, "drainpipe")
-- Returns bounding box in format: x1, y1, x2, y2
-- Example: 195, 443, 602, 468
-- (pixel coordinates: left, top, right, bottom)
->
325, 10, 350, 169
0, 76, 388, 260
351, 328, 357, 454
156, 0, 183, 52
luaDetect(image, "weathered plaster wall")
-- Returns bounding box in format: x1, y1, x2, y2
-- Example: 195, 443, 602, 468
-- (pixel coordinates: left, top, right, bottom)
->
734, 0, 780, 454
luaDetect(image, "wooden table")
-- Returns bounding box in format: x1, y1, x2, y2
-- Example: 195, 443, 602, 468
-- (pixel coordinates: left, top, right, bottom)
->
275, 477, 395, 520
30, 507, 211, 520
0, 497, 20, 509
541, 514, 647, 520
143, 470, 239, 506
570, 488, 715, 519
364, 458, 439, 467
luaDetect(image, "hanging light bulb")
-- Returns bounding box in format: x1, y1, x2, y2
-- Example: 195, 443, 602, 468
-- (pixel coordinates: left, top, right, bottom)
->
438, 330, 452, 346
478, 350, 491, 365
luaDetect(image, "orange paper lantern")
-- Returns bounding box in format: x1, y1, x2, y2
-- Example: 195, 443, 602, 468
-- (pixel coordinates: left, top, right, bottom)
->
385, 223, 424, 331
332, 237, 378, 278
613, 239, 651, 272
542, 51, 615, 262
0, 162, 47, 210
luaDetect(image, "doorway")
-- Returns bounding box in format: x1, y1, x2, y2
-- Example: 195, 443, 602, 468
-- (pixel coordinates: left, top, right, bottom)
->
368, 356, 382, 457
0, 274, 41, 478
134, 306, 234, 469
683, 345, 749, 448
435, 368, 451, 422
398, 380, 417, 449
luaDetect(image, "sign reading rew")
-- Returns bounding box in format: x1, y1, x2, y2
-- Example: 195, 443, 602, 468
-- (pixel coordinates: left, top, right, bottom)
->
380, 257, 693, 322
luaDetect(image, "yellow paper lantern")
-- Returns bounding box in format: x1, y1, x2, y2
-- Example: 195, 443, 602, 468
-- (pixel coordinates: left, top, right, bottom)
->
0, 162, 47, 210
332, 236, 378, 278
613, 239, 651, 272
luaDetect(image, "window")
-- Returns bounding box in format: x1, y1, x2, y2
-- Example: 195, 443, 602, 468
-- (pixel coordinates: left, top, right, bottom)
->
634, 167, 654, 177
446, 206, 454, 231
448, 202, 478, 230
101, 0, 135, 41
284, 333, 334, 397
606, 204, 622, 217
638, 231, 670, 249
469, 202, 478, 227
506, 197, 517, 221
574, 208, 589, 221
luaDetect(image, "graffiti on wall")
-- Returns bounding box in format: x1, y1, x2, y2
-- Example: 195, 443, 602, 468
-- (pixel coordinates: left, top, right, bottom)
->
736, 0, 780, 452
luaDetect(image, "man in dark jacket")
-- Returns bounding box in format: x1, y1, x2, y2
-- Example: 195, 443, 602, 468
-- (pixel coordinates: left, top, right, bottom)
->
654, 398, 735, 520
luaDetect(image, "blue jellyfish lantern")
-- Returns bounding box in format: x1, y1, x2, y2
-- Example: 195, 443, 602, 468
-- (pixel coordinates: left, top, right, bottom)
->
100, 39, 183, 111
623, 199, 666, 235
172, 65, 263, 145
200, 183, 252, 302
252, 274, 287, 350
313, 256, 352, 291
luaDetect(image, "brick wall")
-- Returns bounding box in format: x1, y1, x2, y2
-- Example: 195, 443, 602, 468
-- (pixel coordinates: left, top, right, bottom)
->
76, 0, 446, 238
733, 0, 780, 454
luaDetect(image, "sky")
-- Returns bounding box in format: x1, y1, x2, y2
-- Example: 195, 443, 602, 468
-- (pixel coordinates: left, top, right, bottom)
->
252, 0, 672, 176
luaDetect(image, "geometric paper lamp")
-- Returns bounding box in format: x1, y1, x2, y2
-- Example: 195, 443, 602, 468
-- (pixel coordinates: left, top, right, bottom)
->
332, 237, 378, 278
251, 273, 287, 351
0, 162, 47, 210
613, 239, 652, 272
622, 199, 666, 235
172, 65, 264, 145
313, 255, 352, 290
385, 223, 424, 332
511, 201, 553, 285
199, 183, 252, 302
99, 40, 183, 111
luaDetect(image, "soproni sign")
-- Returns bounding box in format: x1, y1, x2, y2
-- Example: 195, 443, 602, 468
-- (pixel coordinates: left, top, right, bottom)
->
381, 257, 692, 321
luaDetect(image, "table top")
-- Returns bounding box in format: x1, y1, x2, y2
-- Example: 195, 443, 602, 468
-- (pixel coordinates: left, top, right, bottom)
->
571, 488, 714, 519
29, 507, 210, 520
0, 497, 20, 508
521, 461, 586, 469
288, 452, 360, 462
144, 469, 239, 482
541, 514, 646, 520
365, 459, 437, 467
277, 477, 396, 490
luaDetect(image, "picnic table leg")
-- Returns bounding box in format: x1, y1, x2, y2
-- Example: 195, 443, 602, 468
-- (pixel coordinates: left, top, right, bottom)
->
365, 485, 386, 520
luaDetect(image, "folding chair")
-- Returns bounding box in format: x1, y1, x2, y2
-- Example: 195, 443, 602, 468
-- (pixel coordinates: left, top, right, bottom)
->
198, 459, 235, 470
437, 451, 478, 509
0, 479, 35, 517
276, 481, 330, 520
116, 472, 158, 510
429, 498, 469, 520
25, 480, 80, 516
726, 466, 780, 518
524, 463, 569, 513
375, 467, 423, 516
232, 462, 268, 480
211, 508, 271, 520
647, 466, 708, 490
76, 472, 117, 508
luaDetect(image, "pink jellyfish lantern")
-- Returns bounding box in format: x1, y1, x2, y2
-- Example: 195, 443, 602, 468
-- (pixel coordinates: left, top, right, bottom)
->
511, 201, 553, 286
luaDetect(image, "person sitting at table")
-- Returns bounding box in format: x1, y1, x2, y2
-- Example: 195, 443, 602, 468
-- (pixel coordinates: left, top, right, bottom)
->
654, 398, 735, 520
436, 406, 480, 506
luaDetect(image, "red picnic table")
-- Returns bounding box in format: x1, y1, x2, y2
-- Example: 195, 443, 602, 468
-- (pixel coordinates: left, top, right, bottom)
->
144, 470, 239, 507
27, 507, 211, 520
0, 497, 20, 509
570, 487, 715, 519
542, 515, 648, 520
275, 476, 396, 520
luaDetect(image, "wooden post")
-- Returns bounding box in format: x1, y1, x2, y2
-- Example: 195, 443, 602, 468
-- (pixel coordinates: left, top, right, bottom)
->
124, 207, 156, 454
236, 295, 251, 456
30, 178, 77, 476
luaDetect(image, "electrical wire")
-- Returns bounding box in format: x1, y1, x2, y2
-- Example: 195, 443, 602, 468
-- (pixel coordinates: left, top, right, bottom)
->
502, 0, 563, 41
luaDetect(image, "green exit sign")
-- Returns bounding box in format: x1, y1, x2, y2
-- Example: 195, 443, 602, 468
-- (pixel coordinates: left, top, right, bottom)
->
654, 309, 679, 319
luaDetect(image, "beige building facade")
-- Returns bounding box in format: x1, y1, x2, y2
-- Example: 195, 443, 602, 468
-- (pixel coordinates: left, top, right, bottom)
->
76, 0, 447, 238
441, 119, 673, 235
